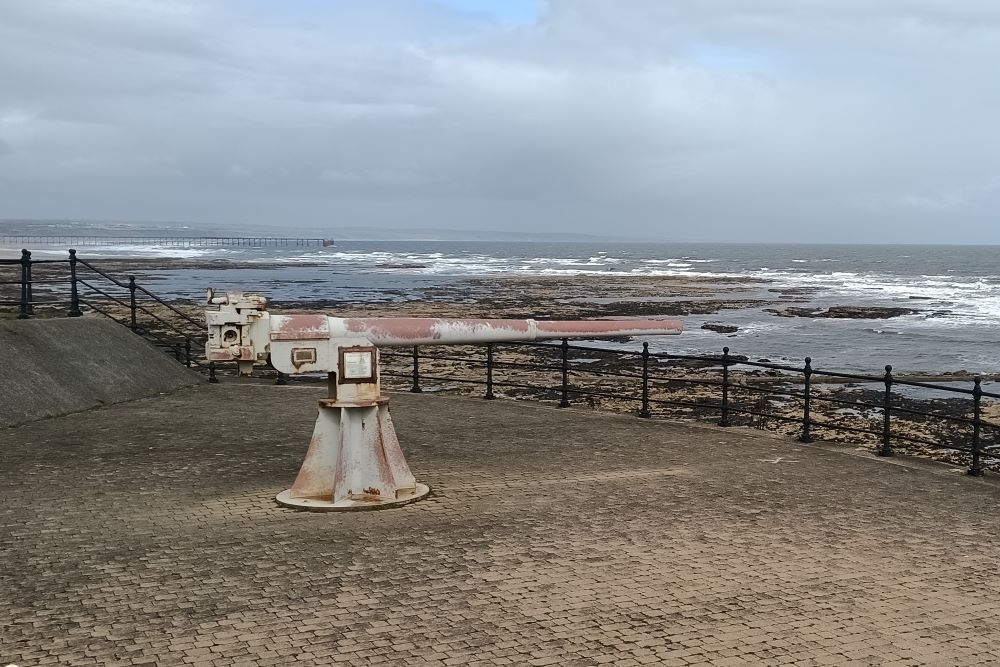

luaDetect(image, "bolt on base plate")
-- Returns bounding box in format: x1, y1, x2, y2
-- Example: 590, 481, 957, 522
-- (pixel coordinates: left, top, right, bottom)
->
275, 483, 431, 512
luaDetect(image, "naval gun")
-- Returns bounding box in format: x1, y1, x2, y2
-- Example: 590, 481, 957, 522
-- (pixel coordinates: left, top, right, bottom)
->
206, 291, 683, 511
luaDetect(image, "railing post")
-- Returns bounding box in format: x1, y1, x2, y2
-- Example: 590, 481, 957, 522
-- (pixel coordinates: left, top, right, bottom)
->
184, 339, 192, 368
484, 343, 495, 400
558, 338, 571, 408
799, 357, 813, 443
67, 249, 82, 317
26, 250, 34, 315
209, 362, 219, 384
639, 342, 651, 418
969, 377, 984, 477
275, 371, 287, 385
718, 346, 731, 426
18, 249, 31, 319
410, 345, 422, 393
128, 276, 137, 331
878, 364, 894, 457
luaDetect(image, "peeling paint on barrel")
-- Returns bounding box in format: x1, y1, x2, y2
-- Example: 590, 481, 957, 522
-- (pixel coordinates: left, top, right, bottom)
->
270, 314, 330, 341
333, 317, 681, 346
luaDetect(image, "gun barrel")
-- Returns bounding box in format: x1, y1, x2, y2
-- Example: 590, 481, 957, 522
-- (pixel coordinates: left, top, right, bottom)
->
325, 317, 683, 346
211, 296, 684, 377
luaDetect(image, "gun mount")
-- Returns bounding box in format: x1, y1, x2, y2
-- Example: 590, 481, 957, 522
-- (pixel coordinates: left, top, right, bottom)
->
206, 291, 683, 511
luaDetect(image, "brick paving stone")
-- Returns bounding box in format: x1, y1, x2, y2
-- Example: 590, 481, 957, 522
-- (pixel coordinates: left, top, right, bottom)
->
3, 384, 1000, 665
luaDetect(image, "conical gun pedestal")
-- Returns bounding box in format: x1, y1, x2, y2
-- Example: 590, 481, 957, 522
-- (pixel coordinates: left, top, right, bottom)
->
276, 397, 430, 511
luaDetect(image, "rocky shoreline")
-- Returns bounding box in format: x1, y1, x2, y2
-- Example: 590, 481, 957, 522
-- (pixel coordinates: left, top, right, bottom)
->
3, 256, 998, 472
0, 253, 946, 322
373, 344, 1000, 473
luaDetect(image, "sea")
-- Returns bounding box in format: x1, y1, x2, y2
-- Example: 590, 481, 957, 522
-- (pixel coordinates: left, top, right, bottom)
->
19, 237, 1000, 377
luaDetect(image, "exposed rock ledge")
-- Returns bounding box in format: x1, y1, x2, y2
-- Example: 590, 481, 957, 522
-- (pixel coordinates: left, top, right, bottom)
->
375, 262, 429, 269
701, 323, 740, 334
765, 305, 919, 319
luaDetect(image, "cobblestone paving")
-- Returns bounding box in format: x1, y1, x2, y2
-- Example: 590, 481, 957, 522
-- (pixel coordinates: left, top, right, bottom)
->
3, 383, 1000, 666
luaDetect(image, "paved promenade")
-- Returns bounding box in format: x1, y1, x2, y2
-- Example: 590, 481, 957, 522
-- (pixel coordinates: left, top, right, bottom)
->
3, 383, 1000, 666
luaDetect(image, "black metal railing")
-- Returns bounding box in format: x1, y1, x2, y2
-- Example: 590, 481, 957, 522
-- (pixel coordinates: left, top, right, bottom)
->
5, 247, 999, 473
1, 249, 214, 379
380, 340, 1000, 476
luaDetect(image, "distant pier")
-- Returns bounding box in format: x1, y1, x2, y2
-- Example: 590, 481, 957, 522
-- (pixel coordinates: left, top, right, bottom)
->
0, 236, 335, 248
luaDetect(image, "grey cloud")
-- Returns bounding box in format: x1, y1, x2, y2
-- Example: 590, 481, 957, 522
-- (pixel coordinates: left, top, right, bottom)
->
0, 0, 998, 242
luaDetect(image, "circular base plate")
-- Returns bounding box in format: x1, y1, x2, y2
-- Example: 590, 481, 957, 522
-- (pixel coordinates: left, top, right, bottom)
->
275, 483, 430, 512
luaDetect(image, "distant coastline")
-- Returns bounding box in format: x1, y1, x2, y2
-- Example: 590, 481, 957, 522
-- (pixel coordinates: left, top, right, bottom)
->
4, 219, 1000, 375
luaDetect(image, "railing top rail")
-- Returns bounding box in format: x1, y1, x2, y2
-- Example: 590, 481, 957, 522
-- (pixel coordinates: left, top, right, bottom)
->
648, 351, 722, 363
76, 279, 131, 309
721, 358, 804, 373
809, 367, 886, 383
132, 284, 203, 328
18, 259, 71, 265
380, 338, 1000, 398
890, 376, 998, 398
75, 257, 130, 288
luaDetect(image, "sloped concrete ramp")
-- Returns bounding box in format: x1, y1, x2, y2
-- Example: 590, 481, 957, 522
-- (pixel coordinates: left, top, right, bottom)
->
0, 317, 202, 426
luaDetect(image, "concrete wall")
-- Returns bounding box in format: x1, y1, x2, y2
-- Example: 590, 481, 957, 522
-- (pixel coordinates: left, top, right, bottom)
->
0, 318, 203, 427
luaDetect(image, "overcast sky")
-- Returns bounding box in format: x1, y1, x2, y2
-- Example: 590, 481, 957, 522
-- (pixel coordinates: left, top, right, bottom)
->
1, 0, 998, 243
